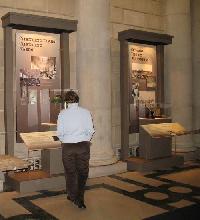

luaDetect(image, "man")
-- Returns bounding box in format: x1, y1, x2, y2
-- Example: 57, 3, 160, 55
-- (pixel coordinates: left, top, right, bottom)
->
57, 90, 95, 209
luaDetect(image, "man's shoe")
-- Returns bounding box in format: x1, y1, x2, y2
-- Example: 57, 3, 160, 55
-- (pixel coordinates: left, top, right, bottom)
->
67, 196, 73, 202
74, 199, 86, 209
80, 201, 86, 209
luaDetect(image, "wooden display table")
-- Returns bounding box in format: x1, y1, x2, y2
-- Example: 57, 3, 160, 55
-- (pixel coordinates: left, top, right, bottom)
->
20, 131, 61, 151
0, 155, 30, 191
7, 132, 64, 192
20, 131, 63, 175
139, 123, 186, 160
0, 155, 30, 172
127, 122, 185, 171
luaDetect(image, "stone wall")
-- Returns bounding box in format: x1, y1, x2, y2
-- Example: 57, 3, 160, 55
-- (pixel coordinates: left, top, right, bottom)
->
191, 0, 200, 153
0, 0, 76, 155
110, 0, 164, 151
163, 0, 193, 151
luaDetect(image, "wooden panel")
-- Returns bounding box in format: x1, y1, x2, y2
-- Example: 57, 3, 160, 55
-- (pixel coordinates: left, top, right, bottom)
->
1, 12, 77, 33
8, 170, 50, 182
20, 131, 60, 150
60, 32, 70, 90
4, 26, 15, 155
120, 41, 129, 161
118, 29, 173, 45
156, 45, 164, 108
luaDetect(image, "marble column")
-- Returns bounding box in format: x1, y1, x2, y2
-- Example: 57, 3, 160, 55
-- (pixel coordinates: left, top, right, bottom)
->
164, 0, 193, 151
191, 0, 200, 150
76, 0, 117, 166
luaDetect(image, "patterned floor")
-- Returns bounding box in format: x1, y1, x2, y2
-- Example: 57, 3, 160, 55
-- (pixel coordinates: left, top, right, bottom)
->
0, 161, 200, 220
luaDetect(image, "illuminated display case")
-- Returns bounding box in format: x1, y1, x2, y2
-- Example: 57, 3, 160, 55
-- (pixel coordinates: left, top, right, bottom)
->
1, 12, 77, 192
16, 31, 61, 142
2, 12, 77, 155
129, 43, 157, 133
118, 29, 173, 160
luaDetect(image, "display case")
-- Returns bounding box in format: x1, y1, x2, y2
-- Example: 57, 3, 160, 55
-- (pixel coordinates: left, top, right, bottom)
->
1, 12, 77, 192
139, 123, 186, 159
2, 12, 77, 155
16, 31, 62, 142
118, 29, 173, 160
129, 43, 157, 133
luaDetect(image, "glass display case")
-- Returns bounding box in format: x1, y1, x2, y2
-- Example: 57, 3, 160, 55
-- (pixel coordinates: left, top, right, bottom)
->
118, 29, 173, 160
15, 31, 61, 142
128, 43, 157, 133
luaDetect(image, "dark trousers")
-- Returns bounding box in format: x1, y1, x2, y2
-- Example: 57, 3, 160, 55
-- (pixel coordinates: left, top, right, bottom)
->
62, 141, 90, 201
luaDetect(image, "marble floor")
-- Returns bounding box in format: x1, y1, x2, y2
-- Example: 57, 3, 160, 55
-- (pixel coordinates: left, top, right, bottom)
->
0, 161, 200, 220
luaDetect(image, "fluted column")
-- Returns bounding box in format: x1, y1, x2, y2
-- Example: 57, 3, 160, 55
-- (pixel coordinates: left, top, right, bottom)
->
191, 0, 200, 150
164, 0, 193, 151
76, 0, 117, 166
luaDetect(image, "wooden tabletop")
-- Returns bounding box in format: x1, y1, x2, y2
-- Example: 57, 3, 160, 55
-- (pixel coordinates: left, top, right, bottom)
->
20, 131, 61, 150
141, 123, 186, 137
0, 155, 30, 172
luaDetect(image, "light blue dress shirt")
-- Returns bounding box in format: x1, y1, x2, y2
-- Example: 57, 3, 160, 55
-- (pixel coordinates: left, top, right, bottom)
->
57, 103, 95, 143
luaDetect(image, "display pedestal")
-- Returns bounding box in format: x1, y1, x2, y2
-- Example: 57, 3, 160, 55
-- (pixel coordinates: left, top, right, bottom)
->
41, 148, 63, 175
6, 147, 127, 193
139, 125, 172, 159
127, 122, 185, 171
127, 154, 184, 172
6, 162, 127, 193
6, 170, 65, 193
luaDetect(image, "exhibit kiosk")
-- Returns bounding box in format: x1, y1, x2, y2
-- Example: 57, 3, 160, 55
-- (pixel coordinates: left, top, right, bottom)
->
1, 12, 77, 192
118, 29, 184, 171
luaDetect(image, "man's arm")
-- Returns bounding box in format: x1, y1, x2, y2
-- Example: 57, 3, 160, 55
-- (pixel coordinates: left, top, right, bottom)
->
86, 112, 95, 140
57, 113, 64, 142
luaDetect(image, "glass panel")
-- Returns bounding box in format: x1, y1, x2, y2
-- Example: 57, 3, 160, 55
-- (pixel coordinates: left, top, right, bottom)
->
129, 43, 157, 133
15, 30, 61, 142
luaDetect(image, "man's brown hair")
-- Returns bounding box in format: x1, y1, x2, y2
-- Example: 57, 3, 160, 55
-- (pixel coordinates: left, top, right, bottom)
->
64, 90, 79, 103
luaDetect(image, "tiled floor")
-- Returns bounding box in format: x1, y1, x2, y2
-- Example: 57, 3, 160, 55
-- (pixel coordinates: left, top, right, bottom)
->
0, 161, 200, 220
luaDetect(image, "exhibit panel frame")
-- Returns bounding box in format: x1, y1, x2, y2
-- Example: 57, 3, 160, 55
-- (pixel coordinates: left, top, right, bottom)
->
1, 12, 77, 155
118, 29, 173, 160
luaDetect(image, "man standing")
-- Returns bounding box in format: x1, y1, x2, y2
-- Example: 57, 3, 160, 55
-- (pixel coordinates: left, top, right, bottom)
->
57, 90, 95, 209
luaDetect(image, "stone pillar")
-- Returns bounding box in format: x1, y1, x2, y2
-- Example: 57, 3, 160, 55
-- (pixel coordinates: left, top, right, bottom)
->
191, 0, 200, 151
164, 0, 193, 151
76, 0, 117, 166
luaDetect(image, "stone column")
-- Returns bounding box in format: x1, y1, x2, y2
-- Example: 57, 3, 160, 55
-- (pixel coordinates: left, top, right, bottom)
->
164, 0, 193, 151
191, 0, 200, 153
76, 0, 117, 166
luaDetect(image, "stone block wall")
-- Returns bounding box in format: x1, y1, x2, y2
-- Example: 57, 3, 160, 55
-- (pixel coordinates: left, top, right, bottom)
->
110, 0, 164, 150
163, 0, 193, 151
0, 0, 76, 155
191, 0, 200, 151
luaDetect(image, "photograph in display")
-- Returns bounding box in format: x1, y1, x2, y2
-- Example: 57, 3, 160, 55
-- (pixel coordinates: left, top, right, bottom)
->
128, 43, 157, 132
31, 56, 56, 79
139, 91, 156, 118
130, 45, 157, 90
19, 68, 41, 87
